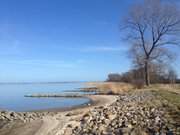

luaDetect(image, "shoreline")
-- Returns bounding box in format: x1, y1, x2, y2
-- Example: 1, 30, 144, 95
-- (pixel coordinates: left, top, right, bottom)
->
27, 95, 93, 113
0, 96, 92, 113
1, 85, 180, 135
0, 95, 117, 135
1, 86, 99, 113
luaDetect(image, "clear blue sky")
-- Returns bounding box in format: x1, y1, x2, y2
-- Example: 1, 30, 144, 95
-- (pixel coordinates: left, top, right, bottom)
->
0, 0, 179, 82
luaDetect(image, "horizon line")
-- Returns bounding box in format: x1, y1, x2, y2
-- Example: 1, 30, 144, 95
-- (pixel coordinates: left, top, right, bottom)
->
0, 81, 103, 84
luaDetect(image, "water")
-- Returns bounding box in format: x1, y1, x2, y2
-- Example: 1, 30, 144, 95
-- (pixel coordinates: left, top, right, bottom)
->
0, 82, 90, 112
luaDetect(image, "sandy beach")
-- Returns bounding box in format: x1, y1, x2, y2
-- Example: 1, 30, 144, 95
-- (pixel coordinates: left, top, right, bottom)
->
0, 95, 117, 135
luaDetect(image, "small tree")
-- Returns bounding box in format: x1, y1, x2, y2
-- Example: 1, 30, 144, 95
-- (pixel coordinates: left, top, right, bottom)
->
122, 0, 180, 86
107, 73, 122, 82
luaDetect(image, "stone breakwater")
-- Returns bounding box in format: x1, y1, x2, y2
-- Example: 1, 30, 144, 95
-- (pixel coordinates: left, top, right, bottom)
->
66, 91, 179, 135
24, 93, 85, 98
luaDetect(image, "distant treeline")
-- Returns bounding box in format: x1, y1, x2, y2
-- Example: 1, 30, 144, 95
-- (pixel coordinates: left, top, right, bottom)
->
107, 67, 179, 84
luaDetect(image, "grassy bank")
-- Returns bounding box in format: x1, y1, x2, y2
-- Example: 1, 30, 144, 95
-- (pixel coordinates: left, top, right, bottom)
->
153, 90, 180, 107
86, 82, 134, 94
85, 82, 180, 94
152, 90, 180, 130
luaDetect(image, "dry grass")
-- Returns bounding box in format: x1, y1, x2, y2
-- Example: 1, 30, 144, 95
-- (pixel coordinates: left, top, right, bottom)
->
153, 90, 180, 107
86, 82, 134, 94
152, 89, 180, 126
86, 82, 180, 94
148, 84, 180, 94
86, 82, 180, 95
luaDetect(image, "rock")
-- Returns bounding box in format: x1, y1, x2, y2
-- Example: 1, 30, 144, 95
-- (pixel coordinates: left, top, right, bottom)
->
98, 125, 106, 132
127, 124, 132, 128
67, 124, 73, 128
64, 128, 73, 135
66, 112, 73, 116
72, 91, 180, 134
131, 120, 137, 125
108, 114, 116, 120
155, 116, 161, 124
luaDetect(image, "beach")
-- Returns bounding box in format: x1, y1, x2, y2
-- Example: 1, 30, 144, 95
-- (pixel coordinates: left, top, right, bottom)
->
0, 95, 117, 135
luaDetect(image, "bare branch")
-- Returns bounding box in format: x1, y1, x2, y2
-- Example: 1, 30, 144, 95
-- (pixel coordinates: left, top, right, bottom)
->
121, 0, 180, 85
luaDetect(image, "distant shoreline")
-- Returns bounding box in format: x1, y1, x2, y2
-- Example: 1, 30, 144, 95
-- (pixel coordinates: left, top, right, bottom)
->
0, 81, 102, 85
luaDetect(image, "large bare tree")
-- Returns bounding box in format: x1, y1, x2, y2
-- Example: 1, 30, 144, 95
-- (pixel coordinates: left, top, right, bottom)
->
122, 0, 180, 86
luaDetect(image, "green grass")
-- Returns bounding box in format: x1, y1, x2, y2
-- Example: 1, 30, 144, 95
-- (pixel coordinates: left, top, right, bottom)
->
152, 90, 180, 128
153, 90, 180, 108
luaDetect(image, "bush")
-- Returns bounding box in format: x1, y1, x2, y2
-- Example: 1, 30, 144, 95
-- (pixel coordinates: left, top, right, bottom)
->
132, 79, 144, 89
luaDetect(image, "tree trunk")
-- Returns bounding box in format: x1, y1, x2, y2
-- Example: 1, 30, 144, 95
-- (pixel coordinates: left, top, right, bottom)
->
145, 60, 150, 86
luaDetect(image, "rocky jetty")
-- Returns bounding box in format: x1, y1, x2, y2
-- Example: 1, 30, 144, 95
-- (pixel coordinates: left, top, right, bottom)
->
66, 91, 179, 135
24, 93, 85, 98
78, 87, 99, 92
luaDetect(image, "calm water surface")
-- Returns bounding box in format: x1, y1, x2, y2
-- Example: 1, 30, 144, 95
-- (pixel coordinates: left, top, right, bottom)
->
0, 82, 90, 112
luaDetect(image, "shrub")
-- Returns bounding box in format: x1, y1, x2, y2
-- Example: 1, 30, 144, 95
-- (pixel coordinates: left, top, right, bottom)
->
132, 79, 144, 89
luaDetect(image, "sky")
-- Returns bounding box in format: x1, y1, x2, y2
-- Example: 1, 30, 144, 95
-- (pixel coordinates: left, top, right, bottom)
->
0, 0, 179, 82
